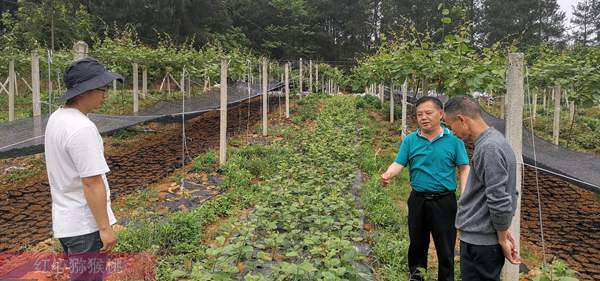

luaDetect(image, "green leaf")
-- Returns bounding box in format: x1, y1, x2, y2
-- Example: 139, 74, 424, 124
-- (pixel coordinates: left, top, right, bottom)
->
285, 250, 299, 257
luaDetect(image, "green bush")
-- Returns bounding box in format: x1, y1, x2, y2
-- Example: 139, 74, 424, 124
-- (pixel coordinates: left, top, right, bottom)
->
532, 260, 579, 281
192, 150, 218, 173
355, 95, 382, 110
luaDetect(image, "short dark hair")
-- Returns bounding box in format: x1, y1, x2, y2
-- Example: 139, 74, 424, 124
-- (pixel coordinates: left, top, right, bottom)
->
415, 96, 443, 110
444, 96, 482, 118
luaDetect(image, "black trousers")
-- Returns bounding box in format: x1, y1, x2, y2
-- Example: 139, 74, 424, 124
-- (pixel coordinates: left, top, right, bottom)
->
59, 231, 107, 281
407, 190, 457, 281
460, 241, 505, 281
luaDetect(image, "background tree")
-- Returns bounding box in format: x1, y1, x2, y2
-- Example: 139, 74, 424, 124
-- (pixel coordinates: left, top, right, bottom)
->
571, 0, 598, 45
1, 0, 95, 50
478, 0, 564, 47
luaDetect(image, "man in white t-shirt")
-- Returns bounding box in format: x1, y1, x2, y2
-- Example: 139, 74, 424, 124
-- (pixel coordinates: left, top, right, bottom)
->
45, 58, 122, 280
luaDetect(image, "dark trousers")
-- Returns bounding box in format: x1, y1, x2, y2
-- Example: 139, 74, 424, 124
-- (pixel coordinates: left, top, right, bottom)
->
59, 231, 107, 281
460, 241, 505, 281
407, 191, 457, 281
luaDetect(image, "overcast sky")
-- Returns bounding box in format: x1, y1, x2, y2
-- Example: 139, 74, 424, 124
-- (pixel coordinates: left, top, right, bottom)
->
558, 0, 578, 27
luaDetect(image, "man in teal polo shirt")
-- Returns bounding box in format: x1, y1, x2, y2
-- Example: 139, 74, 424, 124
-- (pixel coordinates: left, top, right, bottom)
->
381, 96, 470, 281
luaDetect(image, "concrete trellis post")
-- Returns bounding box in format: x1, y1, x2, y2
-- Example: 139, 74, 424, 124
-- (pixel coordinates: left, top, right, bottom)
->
46, 51, 53, 113
299, 58, 303, 97
262, 58, 268, 137
285, 63, 290, 119
501, 53, 524, 281
31, 51, 41, 117
401, 79, 408, 138
569, 101, 575, 123
532, 91, 537, 120
8, 60, 15, 121
73, 41, 88, 61
390, 84, 394, 123
309, 60, 313, 94
142, 66, 148, 99
180, 69, 186, 97
542, 90, 547, 112
188, 74, 192, 97
133, 63, 139, 113
219, 59, 228, 165
500, 96, 505, 119
315, 64, 319, 92
553, 85, 561, 145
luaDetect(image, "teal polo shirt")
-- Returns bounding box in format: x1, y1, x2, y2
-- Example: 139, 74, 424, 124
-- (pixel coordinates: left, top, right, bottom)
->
395, 127, 469, 192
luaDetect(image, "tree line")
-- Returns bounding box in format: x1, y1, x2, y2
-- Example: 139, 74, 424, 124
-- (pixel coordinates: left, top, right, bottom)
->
1, 0, 599, 62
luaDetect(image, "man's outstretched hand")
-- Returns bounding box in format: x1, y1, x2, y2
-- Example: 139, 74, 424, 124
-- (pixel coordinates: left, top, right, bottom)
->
380, 172, 392, 186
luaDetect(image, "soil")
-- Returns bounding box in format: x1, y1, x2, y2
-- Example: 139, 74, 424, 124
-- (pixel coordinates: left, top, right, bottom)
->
0, 97, 279, 252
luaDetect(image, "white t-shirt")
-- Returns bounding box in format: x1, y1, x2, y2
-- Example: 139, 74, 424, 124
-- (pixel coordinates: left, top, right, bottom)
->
44, 107, 117, 238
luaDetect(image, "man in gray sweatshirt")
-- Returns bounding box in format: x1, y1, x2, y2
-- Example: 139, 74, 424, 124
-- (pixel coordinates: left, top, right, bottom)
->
443, 96, 521, 281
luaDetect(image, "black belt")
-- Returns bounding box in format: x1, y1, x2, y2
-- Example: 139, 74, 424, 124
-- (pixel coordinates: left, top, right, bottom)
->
412, 190, 453, 200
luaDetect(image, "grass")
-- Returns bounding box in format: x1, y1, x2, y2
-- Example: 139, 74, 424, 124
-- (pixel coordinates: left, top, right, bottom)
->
356, 98, 413, 280
1, 156, 45, 184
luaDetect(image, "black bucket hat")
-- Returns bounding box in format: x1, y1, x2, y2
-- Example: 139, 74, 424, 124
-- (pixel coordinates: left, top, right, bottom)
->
60, 57, 124, 102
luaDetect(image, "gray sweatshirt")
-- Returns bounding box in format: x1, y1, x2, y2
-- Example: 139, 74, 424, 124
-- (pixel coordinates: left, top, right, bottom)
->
456, 127, 518, 245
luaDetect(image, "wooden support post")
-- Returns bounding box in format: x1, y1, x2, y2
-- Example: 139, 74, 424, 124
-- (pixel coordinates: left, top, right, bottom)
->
299, 58, 303, 97
532, 91, 537, 120
502, 53, 524, 281
219, 59, 228, 165
401, 79, 408, 138
553, 85, 561, 145
262, 58, 268, 136
569, 101, 575, 123
31, 51, 41, 117
167, 71, 172, 97
8, 60, 15, 121
285, 62, 290, 119
390, 84, 394, 123
133, 63, 139, 113
113, 80, 117, 94
142, 66, 147, 99
309, 60, 313, 94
